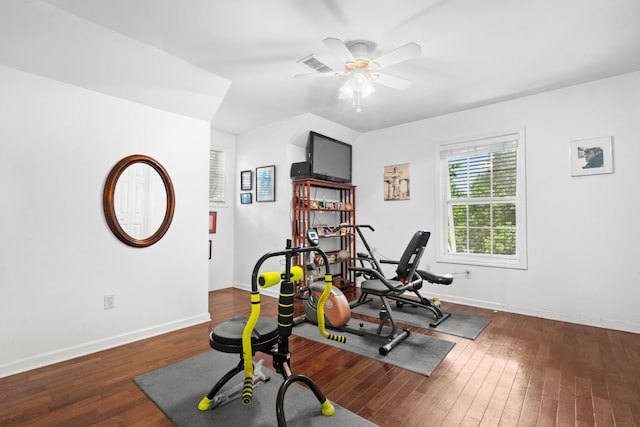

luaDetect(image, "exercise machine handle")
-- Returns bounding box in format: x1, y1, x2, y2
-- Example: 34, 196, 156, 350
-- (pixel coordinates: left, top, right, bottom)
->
257, 266, 304, 288
240, 242, 345, 405
336, 224, 375, 232
241, 291, 260, 404
316, 274, 347, 344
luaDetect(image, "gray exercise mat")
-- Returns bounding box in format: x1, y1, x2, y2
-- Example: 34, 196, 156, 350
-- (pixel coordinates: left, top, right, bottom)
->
350, 299, 490, 340
134, 350, 377, 427
292, 319, 455, 376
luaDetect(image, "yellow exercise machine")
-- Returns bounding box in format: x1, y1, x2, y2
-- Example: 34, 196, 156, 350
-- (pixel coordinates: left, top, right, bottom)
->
198, 239, 345, 426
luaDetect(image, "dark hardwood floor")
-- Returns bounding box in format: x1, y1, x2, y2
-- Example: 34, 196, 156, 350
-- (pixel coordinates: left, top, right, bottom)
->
1, 287, 639, 426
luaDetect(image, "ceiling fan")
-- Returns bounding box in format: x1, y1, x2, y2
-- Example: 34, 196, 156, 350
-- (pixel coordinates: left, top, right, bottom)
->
295, 37, 422, 111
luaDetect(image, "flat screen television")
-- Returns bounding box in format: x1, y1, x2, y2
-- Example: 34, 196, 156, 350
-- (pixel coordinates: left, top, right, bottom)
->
307, 131, 352, 183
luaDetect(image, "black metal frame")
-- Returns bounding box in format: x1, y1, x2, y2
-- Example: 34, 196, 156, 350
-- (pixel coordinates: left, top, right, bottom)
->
350, 226, 453, 328
200, 240, 335, 427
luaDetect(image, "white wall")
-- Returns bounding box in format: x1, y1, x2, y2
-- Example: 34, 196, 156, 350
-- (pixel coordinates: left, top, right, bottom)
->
0, 66, 212, 377
353, 71, 640, 333
233, 114, 359, 295
209, 130, 236, 290
0, 1, 230, 377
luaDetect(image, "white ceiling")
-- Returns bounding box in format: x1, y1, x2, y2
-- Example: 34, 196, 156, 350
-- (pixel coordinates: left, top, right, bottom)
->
46, 0, 640, 135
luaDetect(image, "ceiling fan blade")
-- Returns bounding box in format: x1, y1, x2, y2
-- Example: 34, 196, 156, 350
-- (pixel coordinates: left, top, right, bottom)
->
323, 37, 355, 64
374, 73, 413, 91
373, 42, 422, 69
294, 71, 338, 79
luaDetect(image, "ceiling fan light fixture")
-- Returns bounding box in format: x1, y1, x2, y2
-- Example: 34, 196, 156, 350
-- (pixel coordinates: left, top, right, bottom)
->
338, 80, 354, 99
298, 37, 421, 112
352, 69, 368, 90
339, 70, 376, 112
361, 82, 376, 98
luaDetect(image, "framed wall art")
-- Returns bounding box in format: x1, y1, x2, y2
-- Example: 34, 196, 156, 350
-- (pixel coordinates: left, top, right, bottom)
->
240, 192, 252, 204
256, 165, 276, 202
383, 163, 411, 200
570, 136, 613, 177
208, 211, 217, 234
240, 170, 252, 191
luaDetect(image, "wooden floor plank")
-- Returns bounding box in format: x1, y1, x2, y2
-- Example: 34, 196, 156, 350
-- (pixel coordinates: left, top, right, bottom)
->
461, 340, 512, 425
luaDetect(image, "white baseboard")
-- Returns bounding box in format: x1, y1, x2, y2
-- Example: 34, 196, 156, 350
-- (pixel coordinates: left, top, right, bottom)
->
0, 313, 211, 379
436, 294, 640, 334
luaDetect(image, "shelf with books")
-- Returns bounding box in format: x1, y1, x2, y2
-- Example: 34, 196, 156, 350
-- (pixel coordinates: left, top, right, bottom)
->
292, 179, 356, 291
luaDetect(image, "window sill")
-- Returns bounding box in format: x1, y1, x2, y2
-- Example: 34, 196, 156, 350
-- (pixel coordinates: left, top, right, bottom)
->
436, 253, 527, 270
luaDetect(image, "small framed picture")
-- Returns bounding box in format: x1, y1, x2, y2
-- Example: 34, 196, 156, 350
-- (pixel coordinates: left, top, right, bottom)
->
240, 192, 252, 204
570, 136, 613, 176
256, 165, 276, 202
383, 163, 411, 200
208, 211, 217, 234
240, 170, 252, 191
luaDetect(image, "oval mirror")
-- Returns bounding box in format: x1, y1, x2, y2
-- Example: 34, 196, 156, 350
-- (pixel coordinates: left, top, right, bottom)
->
103, 155, 175, 247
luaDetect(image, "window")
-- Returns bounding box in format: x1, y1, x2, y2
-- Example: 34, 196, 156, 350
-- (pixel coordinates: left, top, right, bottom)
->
209, 149, 226, 203
436, 130, 527, 269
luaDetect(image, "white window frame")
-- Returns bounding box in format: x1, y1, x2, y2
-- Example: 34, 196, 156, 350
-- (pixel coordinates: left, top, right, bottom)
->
209, 148, 226, 204
436, 128, 528, 269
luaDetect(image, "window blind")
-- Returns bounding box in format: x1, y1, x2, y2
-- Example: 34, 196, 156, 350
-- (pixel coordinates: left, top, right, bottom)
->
439, 132, 519, 160
209, 149, 225, 202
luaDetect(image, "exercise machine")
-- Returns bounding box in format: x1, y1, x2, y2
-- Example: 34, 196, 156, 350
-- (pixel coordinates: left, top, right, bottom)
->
349, 225, 454, 327
298, 228, 431, 355
198, 238, 345, 427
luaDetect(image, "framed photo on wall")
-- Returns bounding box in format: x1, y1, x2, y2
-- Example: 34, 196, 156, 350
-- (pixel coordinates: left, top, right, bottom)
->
208, 211, 217, 234
570, 136, 613, 176
256, 165, 276, 202
240, 170, 252, 191
240, 193, 252, 204
383, 163, 411, 200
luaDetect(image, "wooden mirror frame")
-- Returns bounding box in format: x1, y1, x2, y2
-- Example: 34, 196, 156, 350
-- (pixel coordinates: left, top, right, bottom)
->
103, 154, 175, 247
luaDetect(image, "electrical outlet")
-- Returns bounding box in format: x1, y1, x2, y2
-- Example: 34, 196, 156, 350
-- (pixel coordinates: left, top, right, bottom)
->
104, 295, 115, 310
465, 270, 472, 279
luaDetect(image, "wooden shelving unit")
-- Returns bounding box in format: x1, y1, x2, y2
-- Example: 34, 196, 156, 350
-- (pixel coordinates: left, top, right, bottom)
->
292, 178, 356, 291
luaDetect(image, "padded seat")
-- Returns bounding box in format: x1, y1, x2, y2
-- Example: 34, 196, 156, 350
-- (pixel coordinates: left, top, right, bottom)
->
353, 231, 453, 328
209, 315, 278, 353
417, 270, 454, 285
360, 279, 405, 296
